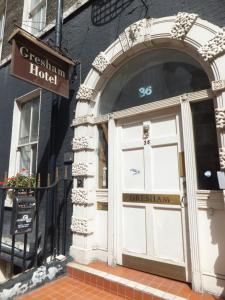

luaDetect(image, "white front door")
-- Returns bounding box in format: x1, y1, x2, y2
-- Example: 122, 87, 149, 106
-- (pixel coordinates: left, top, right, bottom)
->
116, 109, 189, 281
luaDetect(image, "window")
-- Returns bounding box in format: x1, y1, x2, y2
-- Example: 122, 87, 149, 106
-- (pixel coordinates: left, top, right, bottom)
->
99, 49, 210, 115
98, 123, 108, 189
18, 98, 40, 175
8, 89, 41, 178
0, 7, 5, 59
191, 99, 220, 190
22, 0, 47, 35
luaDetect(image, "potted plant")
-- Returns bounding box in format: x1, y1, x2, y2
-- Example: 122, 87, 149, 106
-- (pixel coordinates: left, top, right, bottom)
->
0, 169, 36, 206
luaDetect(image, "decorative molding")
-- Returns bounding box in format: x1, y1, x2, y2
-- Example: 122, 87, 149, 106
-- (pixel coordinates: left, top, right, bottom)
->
144, 18, 153, 42
76, 84, 96, 101
71, 217, 92, 234
72, 162, 94, 177
215, 107, 225, 129
211, 80, 225, 92
71, 188, 95, 205
180, 93, 190, 102
198, 28, 225, 61
71, 115, 95, 127
119, 19, 147, 51
92, 52, 110, 74
72, 136, 95, 151
197, 190, 224, 210
219, 148, 225, 170
171, 12, 198, 40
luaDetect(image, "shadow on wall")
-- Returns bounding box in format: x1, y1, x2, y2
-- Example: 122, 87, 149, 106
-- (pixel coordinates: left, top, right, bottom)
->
207, 191, 225, 297
91, 0, 135, 26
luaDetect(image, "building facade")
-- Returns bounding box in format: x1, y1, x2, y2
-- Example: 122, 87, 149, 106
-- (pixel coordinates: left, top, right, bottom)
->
0, 0, 225, 297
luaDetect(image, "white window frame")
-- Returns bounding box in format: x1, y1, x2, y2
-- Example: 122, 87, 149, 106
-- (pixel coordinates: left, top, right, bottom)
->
0, 6, 6, 60
8, 89, 42, 178
22, 0, 47, 35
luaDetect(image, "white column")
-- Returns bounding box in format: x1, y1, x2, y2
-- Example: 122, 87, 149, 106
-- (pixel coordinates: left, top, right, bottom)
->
107, 117, 117, 265
70, 123, 97, 264
181, 95, 203, 292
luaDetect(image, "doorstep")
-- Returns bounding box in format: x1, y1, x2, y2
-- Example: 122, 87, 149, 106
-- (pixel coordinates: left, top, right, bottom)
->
67, 262, 216, 300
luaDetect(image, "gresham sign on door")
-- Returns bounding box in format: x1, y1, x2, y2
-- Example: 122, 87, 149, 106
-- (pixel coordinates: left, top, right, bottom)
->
9, 28, 75, 99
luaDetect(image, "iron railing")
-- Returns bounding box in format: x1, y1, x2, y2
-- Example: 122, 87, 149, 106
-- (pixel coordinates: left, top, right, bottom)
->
0, 176, 71, 279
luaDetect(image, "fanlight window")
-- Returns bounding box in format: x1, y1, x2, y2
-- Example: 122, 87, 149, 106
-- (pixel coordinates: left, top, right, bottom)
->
99, 49, 210, 115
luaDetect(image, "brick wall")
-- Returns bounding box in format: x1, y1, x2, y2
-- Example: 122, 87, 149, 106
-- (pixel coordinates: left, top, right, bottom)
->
1, 0, 24, 59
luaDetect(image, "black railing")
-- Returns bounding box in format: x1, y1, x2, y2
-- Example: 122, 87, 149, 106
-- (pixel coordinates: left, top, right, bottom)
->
0, 178, 70, 279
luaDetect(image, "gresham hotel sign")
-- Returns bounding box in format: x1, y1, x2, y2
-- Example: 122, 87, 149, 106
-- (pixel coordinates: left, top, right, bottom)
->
9, 28, 75, 98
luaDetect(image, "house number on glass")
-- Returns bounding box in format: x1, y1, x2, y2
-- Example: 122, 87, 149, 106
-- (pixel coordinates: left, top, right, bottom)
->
144, 139, 151, 145
139, 85, 152, 98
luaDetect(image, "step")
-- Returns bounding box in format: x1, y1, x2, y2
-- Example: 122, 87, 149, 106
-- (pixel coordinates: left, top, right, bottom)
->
67, 262, 188, 300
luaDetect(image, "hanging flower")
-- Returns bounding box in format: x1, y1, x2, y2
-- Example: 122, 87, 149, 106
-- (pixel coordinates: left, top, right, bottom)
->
5, 170, 36, 188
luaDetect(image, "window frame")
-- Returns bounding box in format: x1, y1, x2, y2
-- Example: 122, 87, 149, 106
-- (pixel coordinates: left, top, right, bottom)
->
22, 0, 47, 35
8, 89, 42, 178
0, 5, 6, 60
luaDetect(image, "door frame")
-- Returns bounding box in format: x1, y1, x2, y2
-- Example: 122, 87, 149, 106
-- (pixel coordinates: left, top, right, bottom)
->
106, 90, 212, 283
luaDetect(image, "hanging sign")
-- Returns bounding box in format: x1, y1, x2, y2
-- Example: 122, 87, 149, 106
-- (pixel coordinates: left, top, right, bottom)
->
9, 28, 76, 98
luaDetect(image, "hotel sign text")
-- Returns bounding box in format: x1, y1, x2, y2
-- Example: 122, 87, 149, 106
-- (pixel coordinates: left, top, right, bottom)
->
123, 193, 180, 205
9, 28, 75, 98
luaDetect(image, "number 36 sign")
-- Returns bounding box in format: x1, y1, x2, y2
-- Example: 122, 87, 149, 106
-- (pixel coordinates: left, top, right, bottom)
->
139, 85, 152, 98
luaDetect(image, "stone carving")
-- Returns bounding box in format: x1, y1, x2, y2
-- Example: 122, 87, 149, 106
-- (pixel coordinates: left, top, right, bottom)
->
199, 28, 225, 61
128, 19, 146, 43
72, 162, 93, 177
72, 189, 94, 205
76, 84, 95, 101
211, 80, 225, 92
215, 108, 225, 129
119, 19, 146, 51
144, 18, 153, 42
71, 217, 92, 234
72, 136, 94, 151
92, 52, 110, 74
171, 12, 198, 40
219, 148, 225, 170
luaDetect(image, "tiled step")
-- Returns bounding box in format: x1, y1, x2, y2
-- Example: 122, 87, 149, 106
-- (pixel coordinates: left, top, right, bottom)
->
67, 262, 187, 300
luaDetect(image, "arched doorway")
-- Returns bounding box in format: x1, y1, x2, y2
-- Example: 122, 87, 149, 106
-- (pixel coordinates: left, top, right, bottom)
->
96, 48, 218, 282
72, 14, 225, 293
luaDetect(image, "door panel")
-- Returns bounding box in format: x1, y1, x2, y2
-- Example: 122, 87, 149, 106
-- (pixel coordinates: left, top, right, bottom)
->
153, 207, 184, 262
151, 144, 180, 192
122, 148, 145, 191
122, 206, 147, 254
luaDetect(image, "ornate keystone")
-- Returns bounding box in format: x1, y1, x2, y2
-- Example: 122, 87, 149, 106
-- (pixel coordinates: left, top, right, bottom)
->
171, 12, 198, 40
92, 52, 110, 74
76, 84, 96, 101
199, 28, 225, 61
72, 136, 94, 151
215, 108, 225, 129
71, 217, 92, 235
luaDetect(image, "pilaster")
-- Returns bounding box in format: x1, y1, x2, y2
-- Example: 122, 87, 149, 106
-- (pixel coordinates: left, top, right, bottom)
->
180, 94, 203, 292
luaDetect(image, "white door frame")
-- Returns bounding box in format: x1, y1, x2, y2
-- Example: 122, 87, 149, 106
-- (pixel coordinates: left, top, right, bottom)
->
106, 90, 212, 283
